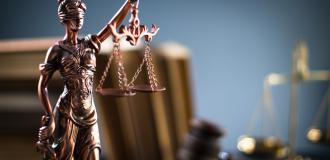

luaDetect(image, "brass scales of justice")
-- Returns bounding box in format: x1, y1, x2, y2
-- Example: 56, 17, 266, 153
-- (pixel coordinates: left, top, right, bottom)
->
237, 41, 330, 160
95, 0, 165, 97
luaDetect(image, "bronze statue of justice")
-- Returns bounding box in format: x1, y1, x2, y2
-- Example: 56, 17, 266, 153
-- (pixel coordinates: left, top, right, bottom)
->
35, 0, 164, 159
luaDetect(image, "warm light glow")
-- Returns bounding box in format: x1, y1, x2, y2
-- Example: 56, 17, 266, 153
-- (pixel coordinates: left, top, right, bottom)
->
268, 74, 281, 85
264, 137, 276, 148
307, 128, 322, 142
237, 136, 256, 154
276, 147, 288, 158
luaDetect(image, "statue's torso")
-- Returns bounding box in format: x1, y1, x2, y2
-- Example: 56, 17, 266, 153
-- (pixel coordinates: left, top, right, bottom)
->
56, 38, 98, 126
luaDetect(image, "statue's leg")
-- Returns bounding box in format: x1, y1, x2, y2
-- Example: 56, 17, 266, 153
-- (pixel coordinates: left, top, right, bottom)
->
53, 109, 78, 160
74, 123, 101, 160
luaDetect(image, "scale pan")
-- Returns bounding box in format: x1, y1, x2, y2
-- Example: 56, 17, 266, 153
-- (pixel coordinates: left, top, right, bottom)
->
237, 135, 288, 158
96, 88, 136, 97
307, 127, 330, 144
132, 85, 166, 92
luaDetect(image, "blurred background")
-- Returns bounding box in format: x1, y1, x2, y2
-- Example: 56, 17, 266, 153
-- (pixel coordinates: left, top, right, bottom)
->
0, 0, 329, 159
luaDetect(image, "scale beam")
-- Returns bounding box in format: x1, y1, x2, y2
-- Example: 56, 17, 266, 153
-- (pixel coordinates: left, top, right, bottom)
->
265, 70, 330, 86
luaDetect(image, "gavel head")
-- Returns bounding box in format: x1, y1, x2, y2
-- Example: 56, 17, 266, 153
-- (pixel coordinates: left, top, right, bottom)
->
178, 119, 224, 160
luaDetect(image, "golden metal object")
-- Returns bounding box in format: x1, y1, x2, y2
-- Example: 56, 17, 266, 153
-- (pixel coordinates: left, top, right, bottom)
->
307, 85, 330, 144
307, 127, 330, 144
237, 135, 288, 158
237, 136, 256, 154
307, 128, 322, 143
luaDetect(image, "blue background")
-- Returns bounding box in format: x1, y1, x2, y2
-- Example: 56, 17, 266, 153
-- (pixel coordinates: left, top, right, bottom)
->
1, 0, 329, 155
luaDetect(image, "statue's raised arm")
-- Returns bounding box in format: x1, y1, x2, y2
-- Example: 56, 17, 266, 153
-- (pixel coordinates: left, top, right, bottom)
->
96, 0, 138, 43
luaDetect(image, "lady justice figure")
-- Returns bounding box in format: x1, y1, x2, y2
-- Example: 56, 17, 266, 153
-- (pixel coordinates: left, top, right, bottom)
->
36, 0, 137, 159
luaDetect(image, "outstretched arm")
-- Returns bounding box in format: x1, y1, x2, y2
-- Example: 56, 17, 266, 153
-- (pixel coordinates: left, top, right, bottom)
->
96, 0, 138, 42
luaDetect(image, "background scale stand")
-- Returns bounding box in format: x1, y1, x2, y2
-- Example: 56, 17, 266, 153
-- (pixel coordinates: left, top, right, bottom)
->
237, 41, 330, 160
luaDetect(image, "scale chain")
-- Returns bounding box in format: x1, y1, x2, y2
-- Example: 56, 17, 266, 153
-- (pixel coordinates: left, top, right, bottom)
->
96, 43, 117, 91
145, 43, 160, 88
114, 44, 129, 90
128, 53, 147, 87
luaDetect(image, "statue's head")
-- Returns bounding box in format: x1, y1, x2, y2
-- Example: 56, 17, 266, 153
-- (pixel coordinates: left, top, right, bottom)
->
58, 0, 86, 31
